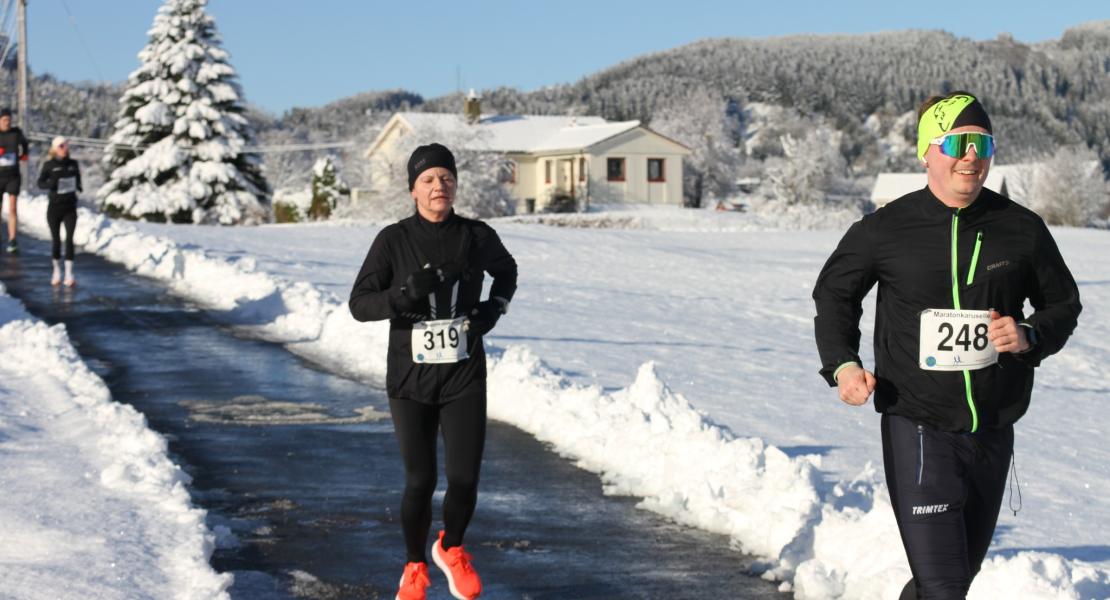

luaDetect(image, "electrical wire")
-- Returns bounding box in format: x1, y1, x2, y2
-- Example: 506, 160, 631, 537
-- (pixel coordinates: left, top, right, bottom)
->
56, 0, 106, 81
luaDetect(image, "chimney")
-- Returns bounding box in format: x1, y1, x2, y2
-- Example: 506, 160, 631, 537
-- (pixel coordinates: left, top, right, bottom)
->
464, 89, 481, 124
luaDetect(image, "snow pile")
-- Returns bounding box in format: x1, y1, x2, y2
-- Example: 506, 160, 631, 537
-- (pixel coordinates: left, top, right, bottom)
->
18, 194, 1110, 598
0, 282, 231, 599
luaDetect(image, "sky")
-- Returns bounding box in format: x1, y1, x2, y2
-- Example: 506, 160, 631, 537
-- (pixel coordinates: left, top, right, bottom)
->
15, 1, 1110, 115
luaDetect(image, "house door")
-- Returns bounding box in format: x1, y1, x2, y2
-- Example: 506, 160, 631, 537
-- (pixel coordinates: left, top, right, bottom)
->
557, 159, 575, 197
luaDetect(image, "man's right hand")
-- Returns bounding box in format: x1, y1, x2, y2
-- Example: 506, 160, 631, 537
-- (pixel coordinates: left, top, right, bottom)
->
837, 364, 876, 406
403, 267, 442, 301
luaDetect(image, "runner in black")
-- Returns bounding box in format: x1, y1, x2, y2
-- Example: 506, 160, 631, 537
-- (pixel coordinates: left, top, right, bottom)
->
37, 136, 82, 286
349, 143, 517, 600
813, 92, 1082, 599
0, 107, 30, 253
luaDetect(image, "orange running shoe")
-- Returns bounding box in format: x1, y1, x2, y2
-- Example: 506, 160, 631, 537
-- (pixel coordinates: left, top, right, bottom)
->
395, 561, 431, 600
432, 531, 482, 599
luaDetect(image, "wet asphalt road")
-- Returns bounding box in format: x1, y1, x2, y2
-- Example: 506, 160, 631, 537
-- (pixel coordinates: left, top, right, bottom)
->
2, 237, 783, 599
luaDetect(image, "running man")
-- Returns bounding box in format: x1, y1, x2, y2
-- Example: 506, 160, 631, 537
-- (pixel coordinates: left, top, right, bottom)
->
0, 107, 30, 253
813, 91, 1082, 599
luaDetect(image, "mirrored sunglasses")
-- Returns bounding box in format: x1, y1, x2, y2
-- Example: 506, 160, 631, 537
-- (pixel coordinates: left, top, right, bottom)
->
929, 132, 995, 159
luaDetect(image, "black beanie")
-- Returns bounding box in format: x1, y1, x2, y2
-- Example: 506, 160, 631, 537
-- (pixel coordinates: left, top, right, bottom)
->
0, 107, 11, 119
407, 143, 457, 190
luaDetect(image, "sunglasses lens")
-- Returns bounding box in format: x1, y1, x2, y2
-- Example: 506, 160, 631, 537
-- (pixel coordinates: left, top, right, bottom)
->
940, 133, 995, 159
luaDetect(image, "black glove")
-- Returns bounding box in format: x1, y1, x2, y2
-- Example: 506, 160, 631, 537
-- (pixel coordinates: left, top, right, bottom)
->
467, 300, 504, 337
403, 267, 442, 301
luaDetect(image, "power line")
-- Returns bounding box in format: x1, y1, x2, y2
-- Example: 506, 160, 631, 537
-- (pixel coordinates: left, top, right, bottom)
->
26, 131, 358, 154
56, 0, 106, 82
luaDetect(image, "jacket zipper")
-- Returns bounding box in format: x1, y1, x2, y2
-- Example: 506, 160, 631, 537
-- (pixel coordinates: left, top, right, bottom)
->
966, 231, 983, 286
950, 213, 980, 433
916, 425, 925, 485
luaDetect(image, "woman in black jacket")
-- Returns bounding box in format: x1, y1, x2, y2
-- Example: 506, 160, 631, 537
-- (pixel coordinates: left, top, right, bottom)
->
350, 143, 517, 600
37, 136, 82, 286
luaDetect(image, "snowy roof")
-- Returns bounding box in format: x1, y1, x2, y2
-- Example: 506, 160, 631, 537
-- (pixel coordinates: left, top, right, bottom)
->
372, 112, 671, 155
871, 169, 1010, 206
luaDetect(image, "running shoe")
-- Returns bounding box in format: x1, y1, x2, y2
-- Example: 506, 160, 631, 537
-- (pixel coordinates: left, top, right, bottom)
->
5, 239, 17, 254
395, 561, 430, 600
432, 531, 482, 599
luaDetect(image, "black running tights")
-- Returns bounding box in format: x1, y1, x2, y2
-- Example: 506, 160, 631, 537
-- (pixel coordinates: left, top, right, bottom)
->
882, 414, 1013, 600
47, 203, 77, 260
390, 391, 486, 564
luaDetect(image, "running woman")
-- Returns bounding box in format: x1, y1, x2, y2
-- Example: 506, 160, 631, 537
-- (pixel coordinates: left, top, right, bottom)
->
37, 136, 82, 286
350, 143, 517, 600
0, 107, 30, 253
813, 91, 1082, 599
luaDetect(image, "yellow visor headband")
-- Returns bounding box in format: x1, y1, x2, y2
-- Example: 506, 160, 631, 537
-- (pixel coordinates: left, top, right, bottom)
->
916, 94, 992, 161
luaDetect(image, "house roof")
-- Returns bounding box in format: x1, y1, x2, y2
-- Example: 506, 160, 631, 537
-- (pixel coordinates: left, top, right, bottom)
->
370, 112, 688, 156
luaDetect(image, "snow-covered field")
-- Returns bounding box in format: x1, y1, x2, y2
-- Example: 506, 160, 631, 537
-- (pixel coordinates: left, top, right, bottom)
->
11, 196, 1110, 598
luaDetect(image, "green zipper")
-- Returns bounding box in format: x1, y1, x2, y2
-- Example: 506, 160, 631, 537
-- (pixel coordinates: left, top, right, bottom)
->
950, 212, 979, 432
966, 231, 983, 286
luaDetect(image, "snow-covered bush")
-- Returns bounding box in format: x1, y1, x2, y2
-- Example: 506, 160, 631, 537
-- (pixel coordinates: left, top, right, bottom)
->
98, 0, 270, 225
271, 188, 311, 224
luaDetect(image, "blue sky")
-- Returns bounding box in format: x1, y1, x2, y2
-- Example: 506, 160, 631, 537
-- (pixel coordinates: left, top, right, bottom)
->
20, 0, 1110, 115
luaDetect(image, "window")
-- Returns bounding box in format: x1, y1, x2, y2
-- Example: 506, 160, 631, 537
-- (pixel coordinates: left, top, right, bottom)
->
579, 157, 587, 182
545, 160, 552, 184
606, 157, 625, 182
647, 158, 665, 182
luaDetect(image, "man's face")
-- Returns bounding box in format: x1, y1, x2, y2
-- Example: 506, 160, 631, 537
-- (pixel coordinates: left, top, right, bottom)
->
925, 125, 992, 206
0, 115, 10, 131
410, 167, 457, 217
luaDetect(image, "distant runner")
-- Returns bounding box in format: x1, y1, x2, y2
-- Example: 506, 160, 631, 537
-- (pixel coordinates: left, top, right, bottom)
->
813, 91, 1082, 599
349, 143, 517, 600
37, 136, 82, 286
0, 107, 30, 254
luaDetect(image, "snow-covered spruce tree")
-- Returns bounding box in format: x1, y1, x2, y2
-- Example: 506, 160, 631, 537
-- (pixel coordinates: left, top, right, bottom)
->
765, 125, 851, 206
98, 0, 270, 224
308, 156, 349, 220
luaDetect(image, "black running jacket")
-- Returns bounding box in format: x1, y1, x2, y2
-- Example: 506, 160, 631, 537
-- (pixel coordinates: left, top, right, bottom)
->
349, 210, 518, 405
813, 187, 1081, 432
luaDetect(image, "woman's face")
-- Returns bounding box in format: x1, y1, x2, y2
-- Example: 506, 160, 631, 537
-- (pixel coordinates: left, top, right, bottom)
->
410, 167, 457, 221
56, 142, 69, 158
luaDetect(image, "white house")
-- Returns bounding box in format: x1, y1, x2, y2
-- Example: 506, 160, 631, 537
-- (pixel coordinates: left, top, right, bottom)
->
366, 100, 690, 213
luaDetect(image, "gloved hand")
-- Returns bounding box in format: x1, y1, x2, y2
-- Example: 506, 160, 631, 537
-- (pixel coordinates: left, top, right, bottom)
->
403, 267, 442, 301
466, 300, 504, 337
19, 154, 28, 161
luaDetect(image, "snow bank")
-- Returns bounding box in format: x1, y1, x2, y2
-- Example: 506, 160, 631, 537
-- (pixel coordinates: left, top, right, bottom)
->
0, 281, 230, 599
19, 195, 1110, 599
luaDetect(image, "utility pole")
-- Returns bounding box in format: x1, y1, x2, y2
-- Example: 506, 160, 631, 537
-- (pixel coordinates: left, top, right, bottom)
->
17, 0, 28, 182
17, 0, 28, 130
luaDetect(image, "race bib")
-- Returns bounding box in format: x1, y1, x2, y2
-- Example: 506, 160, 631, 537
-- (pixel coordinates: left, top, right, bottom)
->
411, 317, 469, 364
57, 176, 77, 194
0, 154, 15, 167
919, 309, 997, 371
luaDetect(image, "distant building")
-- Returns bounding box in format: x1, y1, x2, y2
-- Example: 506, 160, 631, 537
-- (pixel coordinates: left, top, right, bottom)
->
871, 166, 1018, 209
366, 95, 690, 213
